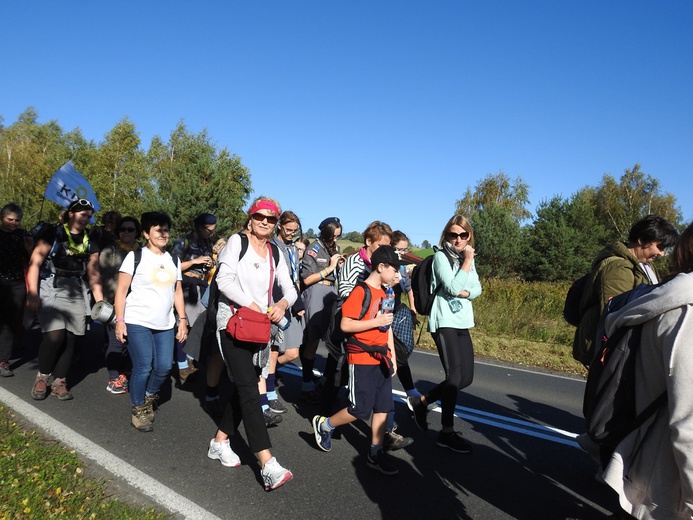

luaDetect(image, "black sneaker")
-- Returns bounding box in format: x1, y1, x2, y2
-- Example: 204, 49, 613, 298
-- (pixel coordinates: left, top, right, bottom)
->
263, 409, 283, 427
366, 450, 399, 476
436, 431, 472, 453
268, 398, 288, 414
384, 428, 414, 451
407, 396, 429, 431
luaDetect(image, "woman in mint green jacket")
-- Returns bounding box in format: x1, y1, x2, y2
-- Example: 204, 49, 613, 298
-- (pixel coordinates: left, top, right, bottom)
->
406, 215, 481, 454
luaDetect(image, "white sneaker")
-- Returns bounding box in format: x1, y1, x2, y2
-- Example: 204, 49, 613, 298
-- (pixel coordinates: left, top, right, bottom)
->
261, 456, 293, 491
207, 439, 241, 468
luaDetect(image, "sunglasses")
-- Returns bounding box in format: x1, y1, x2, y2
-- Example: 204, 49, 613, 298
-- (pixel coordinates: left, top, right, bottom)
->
119, 227, 137, 232
447, 231, 470, 241
251, 213, 278, 225
69, 199, 95, 211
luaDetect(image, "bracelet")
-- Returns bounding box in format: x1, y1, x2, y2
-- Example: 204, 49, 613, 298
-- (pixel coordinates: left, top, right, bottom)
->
115, 318, 125, 323
320, 270, 325, 280
179, 317, 187, 321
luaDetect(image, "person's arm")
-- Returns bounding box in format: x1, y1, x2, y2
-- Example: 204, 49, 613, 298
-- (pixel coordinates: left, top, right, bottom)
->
388, 328, 397, 376
337, 255, 360, 298
113, 252, 134, 344
174, 280, 187, 341
86, 252, 104, 302
269, 254, 298, 323
341, 313, 392, 334
216, 235, 257, 309
303, 252, 342, 288
25, 239, 51, 312
598, 262, 636, 312
433, 251, 470, 298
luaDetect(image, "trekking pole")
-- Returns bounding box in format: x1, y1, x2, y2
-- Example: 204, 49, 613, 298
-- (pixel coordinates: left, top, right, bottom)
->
416, 315, 427, 345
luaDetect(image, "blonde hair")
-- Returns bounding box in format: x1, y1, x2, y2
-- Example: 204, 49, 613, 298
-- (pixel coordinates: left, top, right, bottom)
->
439, 215, 475, 247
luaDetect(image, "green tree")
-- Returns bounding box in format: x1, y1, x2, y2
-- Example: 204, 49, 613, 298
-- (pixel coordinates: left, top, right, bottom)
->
421, 239, 431, 249
455, 171, 531, 221
305, 228, 316, 239
343, 231, 363, 243
472, 203, 523, 279
591, 164, 682, 241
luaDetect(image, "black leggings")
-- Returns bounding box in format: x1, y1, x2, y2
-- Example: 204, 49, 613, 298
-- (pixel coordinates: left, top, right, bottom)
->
38, 329, 76, 379
426, 328, 474, 428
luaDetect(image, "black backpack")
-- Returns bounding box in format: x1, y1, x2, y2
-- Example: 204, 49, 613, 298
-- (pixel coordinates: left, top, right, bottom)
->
324, 281, 372, 361
563, 273, 590, 326
411, 248, 456, 316
583, 282, 667, 461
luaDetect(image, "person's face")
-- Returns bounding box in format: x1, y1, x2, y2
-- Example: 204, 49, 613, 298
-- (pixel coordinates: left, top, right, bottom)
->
118, 222, 138, 245
378, 263, 400, 286
366, 235, 391, 257
250, 211, 278, 239
1, 212, 21, 233
446, 224, 470, 252
394, 239, 409, 254
279, 221, 300, 242
145, 225, 170, 249
70, 210, 93, 230
634, 241, 666, 263
103, 216, 118, 234
295, 242, 306, 259
326, 227, 342, 246
200, 224, 216, 239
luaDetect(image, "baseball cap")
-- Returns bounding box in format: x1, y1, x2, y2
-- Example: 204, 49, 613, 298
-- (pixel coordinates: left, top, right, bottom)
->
371, 245, 413, 269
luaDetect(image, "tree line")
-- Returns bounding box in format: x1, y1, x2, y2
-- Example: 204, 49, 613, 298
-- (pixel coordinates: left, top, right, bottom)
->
1, 108, 684, 283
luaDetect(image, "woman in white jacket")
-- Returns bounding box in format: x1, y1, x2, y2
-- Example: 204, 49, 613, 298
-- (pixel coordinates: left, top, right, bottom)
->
602, 222, 692, 519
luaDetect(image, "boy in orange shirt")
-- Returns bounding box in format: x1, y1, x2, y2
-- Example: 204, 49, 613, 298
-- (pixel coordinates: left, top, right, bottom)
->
312, 245, 410, 475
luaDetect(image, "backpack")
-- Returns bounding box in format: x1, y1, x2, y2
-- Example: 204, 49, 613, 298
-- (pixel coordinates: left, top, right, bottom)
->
583, 282, 667, 462
411, 247, 456, 316
323, 281, 372, 361
563, 273, 590, 326
128, 247, 179, 296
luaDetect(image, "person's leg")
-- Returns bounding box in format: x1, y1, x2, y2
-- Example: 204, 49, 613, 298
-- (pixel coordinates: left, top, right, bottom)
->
0, 280, 25, 366
105, 324, 123, 381
126, 324, 155, 407
145, 327, 175, 397
439, 328, 474, 430
38, 329, 66, 375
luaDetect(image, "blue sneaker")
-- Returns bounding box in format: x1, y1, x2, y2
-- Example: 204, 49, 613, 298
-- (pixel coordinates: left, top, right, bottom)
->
312, 415, 333, 452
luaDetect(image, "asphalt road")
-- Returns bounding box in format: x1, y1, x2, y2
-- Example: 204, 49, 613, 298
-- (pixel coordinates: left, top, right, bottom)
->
0, 325, 619, 520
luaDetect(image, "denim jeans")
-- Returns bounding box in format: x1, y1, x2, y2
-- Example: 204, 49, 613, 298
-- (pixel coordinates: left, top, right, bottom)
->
126, 324, 174, 406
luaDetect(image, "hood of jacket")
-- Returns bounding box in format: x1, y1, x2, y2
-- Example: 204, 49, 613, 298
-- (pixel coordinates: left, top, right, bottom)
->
591, 241, 640, 271
605, 272, 693, 336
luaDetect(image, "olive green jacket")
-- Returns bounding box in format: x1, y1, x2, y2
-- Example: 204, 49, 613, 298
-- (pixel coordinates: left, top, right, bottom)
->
572, 241, 659, 365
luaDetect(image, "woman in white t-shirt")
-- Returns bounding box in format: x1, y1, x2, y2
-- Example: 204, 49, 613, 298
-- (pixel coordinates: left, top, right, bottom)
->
114, 212, 186, 432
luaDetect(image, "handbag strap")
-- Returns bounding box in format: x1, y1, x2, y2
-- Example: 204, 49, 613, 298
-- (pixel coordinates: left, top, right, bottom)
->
267, 243, 275, 309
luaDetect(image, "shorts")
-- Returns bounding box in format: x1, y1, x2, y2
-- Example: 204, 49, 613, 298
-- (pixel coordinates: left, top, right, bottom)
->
275, 313, 303, 353
346, 363, 393, 421
302, 283, 338, 344
37, 276, 88, 335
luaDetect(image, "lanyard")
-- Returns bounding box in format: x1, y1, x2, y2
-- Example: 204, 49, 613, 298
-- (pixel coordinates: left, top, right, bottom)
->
287, 245, 299, 284
63, 224, 88, 255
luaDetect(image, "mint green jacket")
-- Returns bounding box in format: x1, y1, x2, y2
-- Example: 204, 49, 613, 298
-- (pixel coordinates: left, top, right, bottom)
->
428, 250, 482, 333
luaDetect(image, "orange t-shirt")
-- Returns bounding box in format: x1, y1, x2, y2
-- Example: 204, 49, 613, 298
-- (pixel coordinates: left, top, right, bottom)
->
342, 283, 391, 365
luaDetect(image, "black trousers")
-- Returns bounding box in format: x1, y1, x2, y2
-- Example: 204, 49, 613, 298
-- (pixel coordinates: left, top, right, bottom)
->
0, 280, 25, 362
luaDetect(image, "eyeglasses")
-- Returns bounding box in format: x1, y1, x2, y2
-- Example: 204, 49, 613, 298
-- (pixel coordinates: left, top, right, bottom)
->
447, 231, 470, 241
395, 247, 409, 254
119, 227, 137, 233
282, 227, 299, 236
204, 225, 216, 233
251, 213, 278, 225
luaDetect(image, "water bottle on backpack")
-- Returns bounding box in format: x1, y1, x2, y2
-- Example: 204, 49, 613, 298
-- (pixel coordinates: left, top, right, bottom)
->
379, 286, 395, 332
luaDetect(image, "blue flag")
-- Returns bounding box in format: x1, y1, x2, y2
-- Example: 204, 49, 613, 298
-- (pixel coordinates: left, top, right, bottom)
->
44, 161, 101, 211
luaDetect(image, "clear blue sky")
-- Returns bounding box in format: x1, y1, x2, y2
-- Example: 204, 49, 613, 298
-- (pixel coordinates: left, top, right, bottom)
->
2, 1, 692, 245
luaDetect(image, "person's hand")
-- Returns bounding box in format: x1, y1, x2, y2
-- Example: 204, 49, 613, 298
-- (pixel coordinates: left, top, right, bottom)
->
115, 321, 128, 344
374, 312, 394, 328
329, 253, 343, 270
297, 310, 305, 317
410, 308, 419, 327
249, 302, 264, 314
176, 322, 187, 342
267, 303, 287, 323
197, 256, 213, 268
462, 245, 475, 260
26, 292, 41, 312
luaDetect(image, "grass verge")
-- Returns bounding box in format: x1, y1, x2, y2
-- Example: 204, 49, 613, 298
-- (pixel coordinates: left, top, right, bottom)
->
0, 405, 168, 520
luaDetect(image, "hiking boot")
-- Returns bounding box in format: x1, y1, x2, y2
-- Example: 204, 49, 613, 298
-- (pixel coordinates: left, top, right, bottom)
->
312, 415, 333, 452
436, 431, 472, 453
207, 438, 241, 468
261, 456, 293, 491
268, 398, 288, 414
384, 427, 414, 451
300, 389, 321, 404
367, 449, 399, 476
264, 409, 283, 427
144, 394, 159, 423
106, 374, 128, 395
50, 377, 73, 401
0, 361, 14, 377
131, 404, 153, 432
178, 362, 198, 384
407, 395, 429, 431
31, 372, 51, 400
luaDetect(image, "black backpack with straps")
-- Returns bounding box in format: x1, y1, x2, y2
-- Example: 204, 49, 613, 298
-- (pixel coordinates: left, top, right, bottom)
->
324, 281, 372, 361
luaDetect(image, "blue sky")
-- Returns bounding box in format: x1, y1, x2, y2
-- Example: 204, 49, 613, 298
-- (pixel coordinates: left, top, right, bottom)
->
2, 1, 692, 245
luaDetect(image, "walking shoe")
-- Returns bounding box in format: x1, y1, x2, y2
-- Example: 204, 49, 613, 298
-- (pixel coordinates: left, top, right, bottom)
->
312, 415, 333, 452
50, 377, 73, 401
366, 449, 399, 476
31, 372, 51, 400
264, 408, 283, 427
300, 389, 321, 404
178, 362, 198, 384
268, 398, 288, 414
0, 361, 14, 377
261, 456, 293, 491
119, 373, 129, 392
407, 395, 429, 431
132, 404, 154, 432
384, 427, 414, 451
436, 431, 473, 453
106, 374, 128, 395
144, 394, 159, 423
207, 438, 241, 468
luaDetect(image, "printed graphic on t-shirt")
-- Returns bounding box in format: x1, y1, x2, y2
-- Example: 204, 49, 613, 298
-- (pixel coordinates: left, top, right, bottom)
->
148, 264, 176, 287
